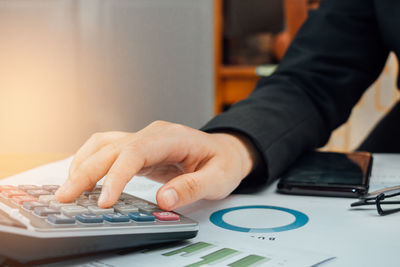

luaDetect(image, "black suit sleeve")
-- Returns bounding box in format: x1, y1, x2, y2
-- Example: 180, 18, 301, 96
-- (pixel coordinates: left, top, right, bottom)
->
201, 0, 389, 186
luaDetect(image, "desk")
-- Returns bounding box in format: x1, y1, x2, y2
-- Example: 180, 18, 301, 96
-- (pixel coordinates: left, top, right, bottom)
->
0, 154, 399, 266
0, 154, 70, 179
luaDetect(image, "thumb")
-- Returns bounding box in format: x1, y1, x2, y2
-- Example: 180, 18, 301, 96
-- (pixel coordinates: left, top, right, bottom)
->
156, 169, 213, 211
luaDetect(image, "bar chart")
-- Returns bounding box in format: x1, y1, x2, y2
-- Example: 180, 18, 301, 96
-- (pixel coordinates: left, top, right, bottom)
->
161, 242, 269, 267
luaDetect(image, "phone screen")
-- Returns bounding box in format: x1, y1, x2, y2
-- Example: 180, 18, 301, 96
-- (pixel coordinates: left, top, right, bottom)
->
277, 151, 372, 198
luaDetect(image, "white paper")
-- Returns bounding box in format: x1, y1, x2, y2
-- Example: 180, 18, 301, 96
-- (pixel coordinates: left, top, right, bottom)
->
368, 153, 400, 192
2, 155, 400, 266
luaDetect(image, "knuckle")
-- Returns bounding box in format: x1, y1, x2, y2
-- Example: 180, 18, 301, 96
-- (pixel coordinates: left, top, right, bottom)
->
90, 132, 103, 140
182, 174, 201, 200
168, 123, 187, 132
89, 132, 106, 144
164, 123, 192, 136
103, 142, 119, 153
150, 120, 168, 127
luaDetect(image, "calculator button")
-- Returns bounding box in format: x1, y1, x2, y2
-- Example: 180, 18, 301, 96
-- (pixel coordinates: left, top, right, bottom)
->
138, 206, 161, 213
23, 201, 47, 210
77, 199, 97, 207
42, 185, 60, 191
49, 201, 76, 210
103, 213, 130, 223
61, 205, 89, 216
88, 206, 114, 215
88, 195, 99, 201
33, 207, 61, 217
76, 213, 104, 224
0, 185, 16, 192
83, 188, 101, 196
1, 189, 27, 198
126, 199, 147, 205
47, 214, 76, 225
129, 212, 155, 222
26, 189, 51, 197
114, 204, 139, 214
135, 203, 157, 209
11, 195, 37, 205
153, 211, 180, 221
18, 185, 41, 191
38, 195, 56, 204
123, 199, 142, 205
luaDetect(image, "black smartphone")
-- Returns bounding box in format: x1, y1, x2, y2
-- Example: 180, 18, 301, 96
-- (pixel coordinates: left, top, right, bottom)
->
277, 151, 373, 198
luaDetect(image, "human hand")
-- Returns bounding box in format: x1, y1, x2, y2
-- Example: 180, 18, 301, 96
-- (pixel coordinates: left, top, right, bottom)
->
55, 121, 258, 210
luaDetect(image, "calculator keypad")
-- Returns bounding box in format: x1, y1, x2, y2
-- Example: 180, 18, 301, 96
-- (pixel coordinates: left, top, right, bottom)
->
0, 185, 181, 230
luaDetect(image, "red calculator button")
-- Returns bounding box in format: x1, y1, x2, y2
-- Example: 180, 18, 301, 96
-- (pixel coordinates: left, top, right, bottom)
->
12, 195, 37, 205
0, 186, 17, 192
152, 211, 180, 221
1, 189, 27, 198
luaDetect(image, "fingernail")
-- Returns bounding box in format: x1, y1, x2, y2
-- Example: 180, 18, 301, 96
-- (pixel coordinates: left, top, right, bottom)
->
161, 188, 178, 209
98, 187, 110, 206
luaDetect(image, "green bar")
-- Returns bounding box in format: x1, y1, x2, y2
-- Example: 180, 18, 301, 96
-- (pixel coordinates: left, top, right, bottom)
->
185, 248, 238, 267
228, 254, 269, 267
162, 242, 214, 257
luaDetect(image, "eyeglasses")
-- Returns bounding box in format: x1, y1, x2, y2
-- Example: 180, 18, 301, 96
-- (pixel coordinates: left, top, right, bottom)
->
350, 186, 400, 216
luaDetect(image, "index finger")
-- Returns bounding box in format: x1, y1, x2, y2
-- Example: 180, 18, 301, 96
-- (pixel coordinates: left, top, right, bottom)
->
69, 132, 128, 176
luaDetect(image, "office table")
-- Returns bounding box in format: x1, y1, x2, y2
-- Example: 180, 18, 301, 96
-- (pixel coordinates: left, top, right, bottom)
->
0, 154, 399, 267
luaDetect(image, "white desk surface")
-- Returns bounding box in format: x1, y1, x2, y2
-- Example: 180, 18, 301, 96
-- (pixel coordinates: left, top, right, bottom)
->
0, 154, 399, 267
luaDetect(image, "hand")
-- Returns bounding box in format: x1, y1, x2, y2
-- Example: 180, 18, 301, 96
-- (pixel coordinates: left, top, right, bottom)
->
55, 121, 258, 210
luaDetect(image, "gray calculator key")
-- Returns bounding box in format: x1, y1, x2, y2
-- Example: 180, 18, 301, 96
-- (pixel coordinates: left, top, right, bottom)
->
38, 195, 56, 204
47, 214, 76, 224
49, 201, 76, 210
124, 199, 147, 205
88, 206, 114, 215
34, 207, 61, 217
23, 201, 47, 210
42, 185, 60, 191
137, 204, 160, 213
18, 185, 41, 191
114, 204, 139, 214
76, 213, 104, 224
88, 195, 99, 201
61, 205, 88, 216
135, 203, 157, 209
77, 199, 97, 207
27, 189, 51, 197
83, 187, 101, 196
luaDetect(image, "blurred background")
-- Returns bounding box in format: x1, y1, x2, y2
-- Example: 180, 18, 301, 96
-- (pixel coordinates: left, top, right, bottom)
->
0, 0, 214, 154
0, 0, 398, 158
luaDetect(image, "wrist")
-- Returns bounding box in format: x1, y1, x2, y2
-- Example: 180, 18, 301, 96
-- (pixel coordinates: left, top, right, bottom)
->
212, 132, 259, 179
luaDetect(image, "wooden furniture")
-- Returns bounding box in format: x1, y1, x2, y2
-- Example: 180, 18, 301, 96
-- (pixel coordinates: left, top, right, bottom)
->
0, 154, 70, 179
214, 0, 320, 114
214, 0, 260, 113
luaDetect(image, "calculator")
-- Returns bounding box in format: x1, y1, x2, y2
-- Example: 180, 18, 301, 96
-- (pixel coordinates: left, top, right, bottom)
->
0, 185, 198, 263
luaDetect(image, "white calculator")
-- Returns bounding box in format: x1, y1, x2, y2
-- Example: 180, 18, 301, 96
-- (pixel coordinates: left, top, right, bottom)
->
0, 185, 198, 263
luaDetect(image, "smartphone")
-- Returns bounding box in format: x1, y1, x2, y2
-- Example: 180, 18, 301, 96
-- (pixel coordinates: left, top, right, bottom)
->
277, 151, 373, 198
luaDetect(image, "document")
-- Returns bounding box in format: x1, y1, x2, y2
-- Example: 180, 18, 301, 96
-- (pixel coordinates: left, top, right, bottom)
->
0, 157, 333, 267
2, 154, 400, 266
368, 153, 400, 192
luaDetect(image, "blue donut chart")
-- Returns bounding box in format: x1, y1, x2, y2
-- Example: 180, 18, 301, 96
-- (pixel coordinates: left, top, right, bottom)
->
209, 205, 309, 233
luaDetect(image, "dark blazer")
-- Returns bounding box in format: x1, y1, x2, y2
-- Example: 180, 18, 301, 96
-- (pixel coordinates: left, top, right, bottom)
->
202, 0, 400, 188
